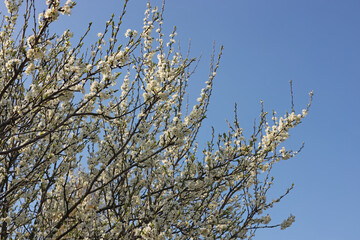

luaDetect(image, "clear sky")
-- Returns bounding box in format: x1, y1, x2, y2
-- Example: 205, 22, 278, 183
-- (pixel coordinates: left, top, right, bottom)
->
9, 0, 360, 239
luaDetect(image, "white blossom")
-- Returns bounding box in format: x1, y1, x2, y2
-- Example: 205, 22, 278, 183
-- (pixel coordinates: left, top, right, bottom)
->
44, 7, 59, 21
25, 62, 35, 75
280, 214, 295, 230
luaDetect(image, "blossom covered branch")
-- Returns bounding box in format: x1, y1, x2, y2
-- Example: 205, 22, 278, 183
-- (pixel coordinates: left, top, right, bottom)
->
0, 0, 312, 239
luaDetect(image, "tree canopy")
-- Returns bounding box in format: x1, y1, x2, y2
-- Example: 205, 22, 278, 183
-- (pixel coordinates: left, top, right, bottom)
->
0, 0, 312, 239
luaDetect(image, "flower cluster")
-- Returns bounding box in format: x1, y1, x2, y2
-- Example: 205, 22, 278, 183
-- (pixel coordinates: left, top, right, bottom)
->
281, 214, 296, 230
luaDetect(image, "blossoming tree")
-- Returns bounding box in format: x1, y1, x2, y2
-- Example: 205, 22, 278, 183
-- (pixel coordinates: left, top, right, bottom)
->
0, 0, 312, 239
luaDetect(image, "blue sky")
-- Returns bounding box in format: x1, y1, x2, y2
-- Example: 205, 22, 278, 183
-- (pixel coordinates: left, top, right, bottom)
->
8, 0, 360, 239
